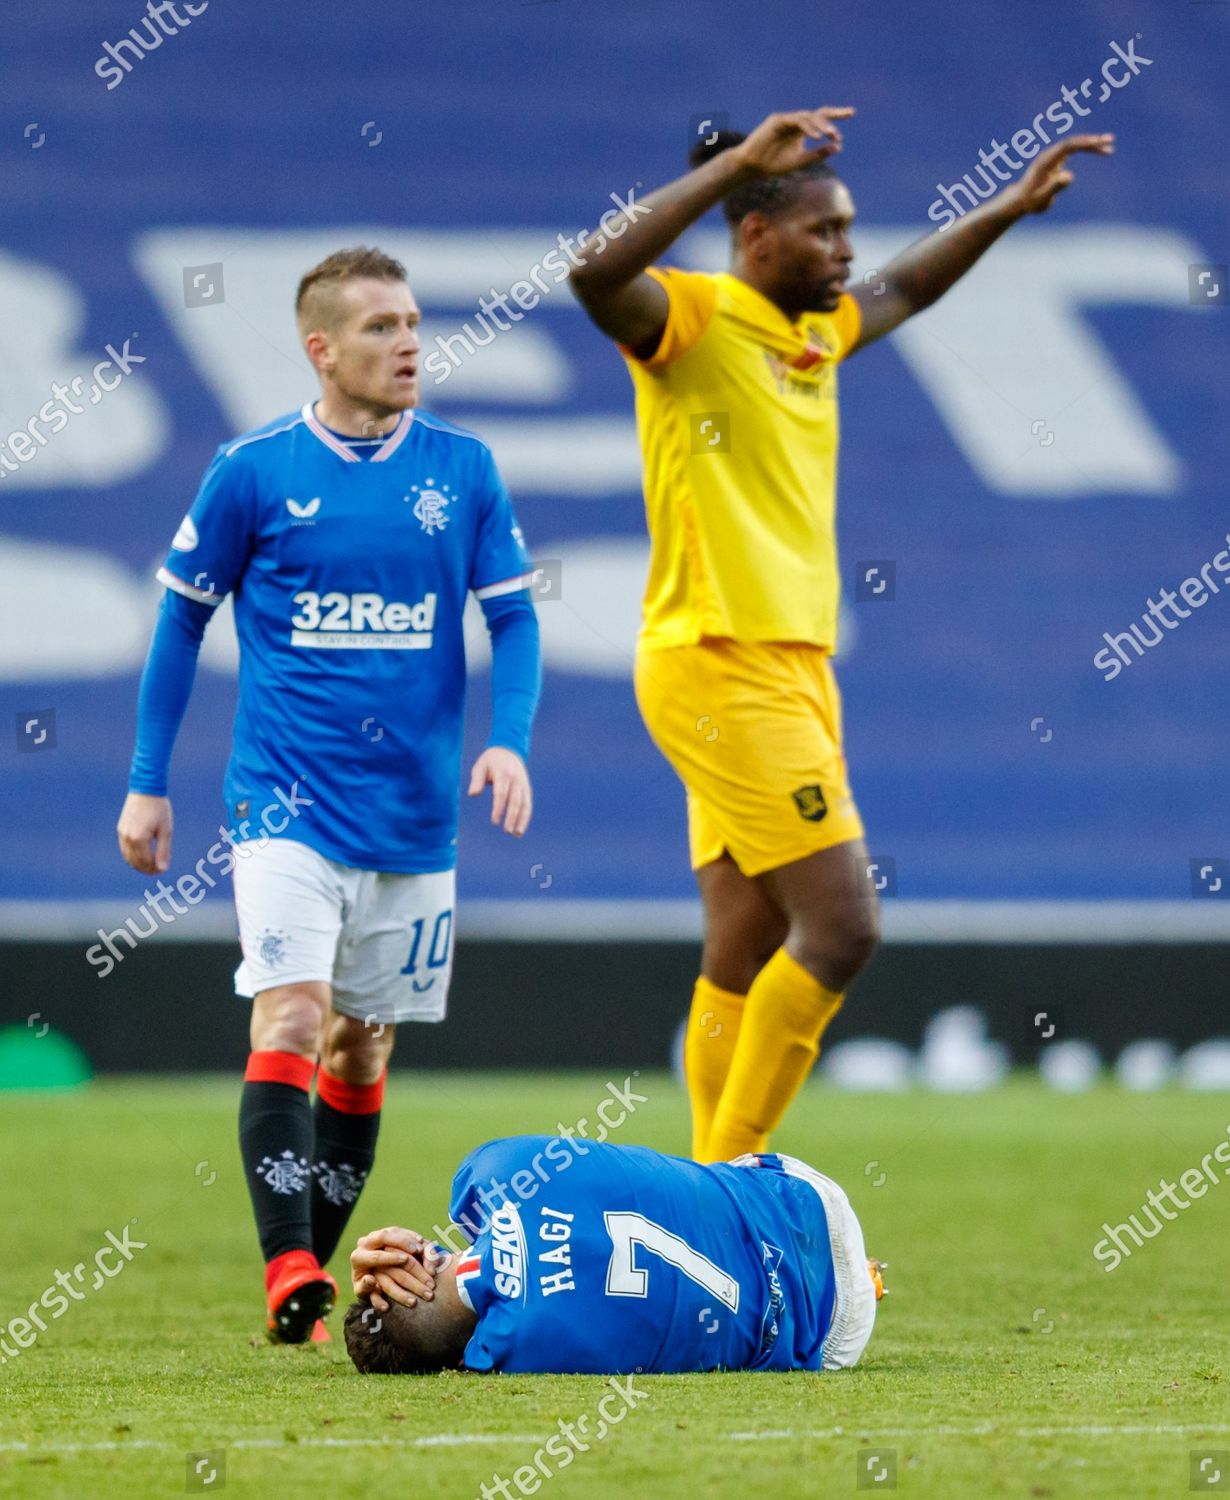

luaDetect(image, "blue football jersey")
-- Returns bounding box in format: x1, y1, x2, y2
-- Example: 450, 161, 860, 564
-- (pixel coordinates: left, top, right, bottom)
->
158, 403, 534, 871
446, 1137, 839, 1374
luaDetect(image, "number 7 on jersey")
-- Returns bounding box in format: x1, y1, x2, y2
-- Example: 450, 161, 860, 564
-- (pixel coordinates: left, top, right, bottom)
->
603, 1211, 740, 1311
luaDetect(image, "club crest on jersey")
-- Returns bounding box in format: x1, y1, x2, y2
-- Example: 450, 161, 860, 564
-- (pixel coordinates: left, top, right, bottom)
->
764, 337, 835, 398
286, 496, 321, 522
787, 331, 833, 371
405, 480, 453, 536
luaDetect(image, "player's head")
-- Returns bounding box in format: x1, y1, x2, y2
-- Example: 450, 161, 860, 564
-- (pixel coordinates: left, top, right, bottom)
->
343, 1257, 475, 1375
296, 246, 421, 414
691, 130, 855, 315
343, 1295, 472, 1374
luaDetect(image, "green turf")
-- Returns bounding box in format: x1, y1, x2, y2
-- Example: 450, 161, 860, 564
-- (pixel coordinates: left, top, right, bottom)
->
1, 1073, 1228, 1499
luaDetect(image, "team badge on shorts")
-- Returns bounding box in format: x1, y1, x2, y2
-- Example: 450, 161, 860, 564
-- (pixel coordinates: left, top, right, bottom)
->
792, 784, 828, 822
258, 928, 287, 967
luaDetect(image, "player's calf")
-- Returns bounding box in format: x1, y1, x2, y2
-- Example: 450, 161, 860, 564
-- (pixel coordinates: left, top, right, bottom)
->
697, 852, 788, 994
311, 1021, 393, 1269
239, 986, 332, 1339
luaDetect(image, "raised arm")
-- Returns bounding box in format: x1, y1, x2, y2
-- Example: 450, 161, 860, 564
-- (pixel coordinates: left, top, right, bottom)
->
851, 133, 1115, 351
569, 108, 854, 357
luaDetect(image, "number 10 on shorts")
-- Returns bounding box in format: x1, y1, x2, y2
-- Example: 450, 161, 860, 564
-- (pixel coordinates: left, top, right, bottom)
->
400, 908, 454, 977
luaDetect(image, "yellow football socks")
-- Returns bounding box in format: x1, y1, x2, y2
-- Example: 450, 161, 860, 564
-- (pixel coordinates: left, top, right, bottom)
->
702, 947, 844, 1163
684, 976, 745, 1161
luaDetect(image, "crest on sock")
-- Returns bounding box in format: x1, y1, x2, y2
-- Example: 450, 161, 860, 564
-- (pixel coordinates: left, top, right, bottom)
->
313, 1159, 368, 1207
259, 1150, 310, 1195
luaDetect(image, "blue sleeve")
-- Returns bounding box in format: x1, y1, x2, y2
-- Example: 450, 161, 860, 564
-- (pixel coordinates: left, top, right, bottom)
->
481, 591, 541, 761
448, 1136, 550, 1232
158, 444, 256, 604
449, 1137, 517, 1229
127, 589, 213, 795
468, 446, 534, 599
448, 1150, 485, 1241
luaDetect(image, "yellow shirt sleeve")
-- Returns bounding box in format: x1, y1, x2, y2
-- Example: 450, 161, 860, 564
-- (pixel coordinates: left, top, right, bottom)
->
829, 292, 862, 361
620, 267, 718, 371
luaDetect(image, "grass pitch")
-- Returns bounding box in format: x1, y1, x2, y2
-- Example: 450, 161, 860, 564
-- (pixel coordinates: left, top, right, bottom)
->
1, 1072, 1227, 1499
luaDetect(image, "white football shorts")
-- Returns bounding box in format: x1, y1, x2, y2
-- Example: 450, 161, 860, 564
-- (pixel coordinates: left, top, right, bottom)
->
732, 1151, 877, 1370
231, 836, 455, 1025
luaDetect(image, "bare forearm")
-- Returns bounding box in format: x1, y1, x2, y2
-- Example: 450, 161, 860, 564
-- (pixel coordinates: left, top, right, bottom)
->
854, 130, 1112, 348
884, 195, 1026, 314
570, 152, 755, 291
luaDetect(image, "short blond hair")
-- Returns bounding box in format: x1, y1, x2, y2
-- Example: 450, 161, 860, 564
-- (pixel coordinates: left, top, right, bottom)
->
295, 246, 407, 339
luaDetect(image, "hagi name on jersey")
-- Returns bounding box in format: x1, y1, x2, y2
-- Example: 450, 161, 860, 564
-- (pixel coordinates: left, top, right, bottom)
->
289, 589, 437, 649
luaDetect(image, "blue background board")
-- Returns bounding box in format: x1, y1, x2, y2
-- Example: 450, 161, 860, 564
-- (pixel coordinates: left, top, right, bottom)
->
1, 0, 1227, 907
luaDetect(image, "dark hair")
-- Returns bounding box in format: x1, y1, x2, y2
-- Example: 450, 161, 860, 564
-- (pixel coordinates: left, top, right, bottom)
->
295, 245, 407, 334
343, 1298, 468, 1376
688, 128, 838, 226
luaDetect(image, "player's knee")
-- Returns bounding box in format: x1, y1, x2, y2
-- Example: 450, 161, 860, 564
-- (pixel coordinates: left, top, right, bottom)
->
701, 890, 789, 994
321, 1013, 395, 1083
703, 927, 784, 995
251, 986, 328, 1057
790, 903, 879, 992
747, 909, 789, 973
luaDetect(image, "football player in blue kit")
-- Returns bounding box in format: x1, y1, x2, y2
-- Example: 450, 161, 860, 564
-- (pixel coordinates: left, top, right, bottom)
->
116, 247, 541, 1343
344, 1136, 885, 1375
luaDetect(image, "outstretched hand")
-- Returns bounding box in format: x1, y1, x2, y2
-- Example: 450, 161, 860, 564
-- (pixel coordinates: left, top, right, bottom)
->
1005, 133, 1114, 216
734, 107, 855, 178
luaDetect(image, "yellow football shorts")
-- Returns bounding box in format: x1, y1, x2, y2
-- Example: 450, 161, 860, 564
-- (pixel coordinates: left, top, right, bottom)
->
634, 637, 864, 877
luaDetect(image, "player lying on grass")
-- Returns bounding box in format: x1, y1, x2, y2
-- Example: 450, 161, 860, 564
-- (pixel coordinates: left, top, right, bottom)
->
568, 110, 1114, 1165
343, 1134, 885, 1374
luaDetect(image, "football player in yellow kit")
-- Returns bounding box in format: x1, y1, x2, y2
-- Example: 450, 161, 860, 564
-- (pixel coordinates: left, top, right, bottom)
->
569, 108, 1113, 1163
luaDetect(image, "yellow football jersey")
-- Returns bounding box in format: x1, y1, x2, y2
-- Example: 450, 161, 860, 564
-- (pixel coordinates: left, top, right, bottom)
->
622, 268, 861, 651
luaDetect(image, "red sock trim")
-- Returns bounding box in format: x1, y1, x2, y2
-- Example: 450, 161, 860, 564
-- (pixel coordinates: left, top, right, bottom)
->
265, 1247, 321, 1293
316, 1068, 386, 1115
244, 1050, 316, 1091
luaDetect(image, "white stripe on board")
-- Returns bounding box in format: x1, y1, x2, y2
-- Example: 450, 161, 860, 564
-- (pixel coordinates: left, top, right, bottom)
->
3, 899, 1227, 944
